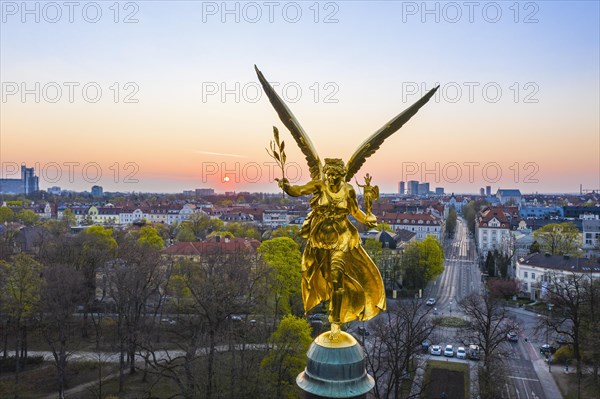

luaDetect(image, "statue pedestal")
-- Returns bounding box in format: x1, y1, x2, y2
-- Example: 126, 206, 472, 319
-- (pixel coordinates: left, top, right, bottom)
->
296, 331, 374, 399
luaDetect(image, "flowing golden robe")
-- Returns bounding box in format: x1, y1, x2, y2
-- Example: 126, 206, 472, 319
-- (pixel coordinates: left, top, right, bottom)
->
299, 183, 386, 323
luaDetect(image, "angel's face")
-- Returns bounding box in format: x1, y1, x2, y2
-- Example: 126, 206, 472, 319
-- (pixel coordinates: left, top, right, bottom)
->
326, 170, 343, 186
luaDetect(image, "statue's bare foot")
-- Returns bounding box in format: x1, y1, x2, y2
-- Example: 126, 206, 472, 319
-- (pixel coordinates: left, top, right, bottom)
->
329, 323, 341, 341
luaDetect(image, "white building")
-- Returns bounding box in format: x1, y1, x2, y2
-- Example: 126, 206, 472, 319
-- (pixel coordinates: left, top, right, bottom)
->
379, 212, 442, 241
475, 207, 511, 257
582, 218, 600, 254
516, 253, 600, 300
262, 210, 290, 228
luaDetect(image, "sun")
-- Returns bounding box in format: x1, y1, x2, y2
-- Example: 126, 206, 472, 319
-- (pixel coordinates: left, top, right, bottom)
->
223, 176, 230, 182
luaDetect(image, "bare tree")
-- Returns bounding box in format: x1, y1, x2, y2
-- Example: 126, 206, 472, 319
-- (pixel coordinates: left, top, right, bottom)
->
141, 247, 262, 399
364, 300, 435, 399
106, 236, 167, 391
39, 264, 86, 399
541, 271, 594, 397
459, 292, 518, 399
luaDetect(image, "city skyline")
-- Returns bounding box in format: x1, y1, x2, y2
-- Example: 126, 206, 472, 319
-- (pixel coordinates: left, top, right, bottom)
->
1, 1, 598, 194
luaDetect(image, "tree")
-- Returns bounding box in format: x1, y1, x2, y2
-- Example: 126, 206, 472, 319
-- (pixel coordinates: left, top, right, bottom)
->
15, 209, 40, 226
533, 222, 580, 255
459, 293, 518, 399
187, 213, 224, 239
272, 225, 303, 248
542, 271, 591, 393
364, 300, 435, 399
487, 278, 519, 299
0, 254, 43, 385
445, 207, 457, 237
222, 222, 260, 240
419, 236, 444, 281
485, 252, 495, 277
0, 206, 15, 223
402, 242, 425, 289
364, 238, 383, 264
39, 264, 86, 399
529, 240, 541, 254
152, 248, 259, 399
176, 223, 197, 242
258, 237, 302, 325
79, 226, 117, 338
376, 222, 394, 233
136, 225, 165, 250
261, 315, 312, 399
62, 209, 77, 227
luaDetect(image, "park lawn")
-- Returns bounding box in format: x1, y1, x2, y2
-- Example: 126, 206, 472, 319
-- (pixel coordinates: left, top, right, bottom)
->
554, 370, 600, 399
423, 360, 469, 399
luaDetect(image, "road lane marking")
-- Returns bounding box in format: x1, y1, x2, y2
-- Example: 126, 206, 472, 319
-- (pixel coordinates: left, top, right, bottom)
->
508, 376, 540, 382
522, 380, 530, 399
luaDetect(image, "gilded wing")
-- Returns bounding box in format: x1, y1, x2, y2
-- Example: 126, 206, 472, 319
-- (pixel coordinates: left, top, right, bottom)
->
345, 86, 439, 182
255, 65, 322, 181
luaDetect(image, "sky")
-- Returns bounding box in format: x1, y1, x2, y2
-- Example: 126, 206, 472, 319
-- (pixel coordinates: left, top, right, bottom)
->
1, 0, 598, 194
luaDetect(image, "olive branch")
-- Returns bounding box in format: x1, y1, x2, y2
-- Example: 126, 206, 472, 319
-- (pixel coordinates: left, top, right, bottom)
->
266, 126, 286, 188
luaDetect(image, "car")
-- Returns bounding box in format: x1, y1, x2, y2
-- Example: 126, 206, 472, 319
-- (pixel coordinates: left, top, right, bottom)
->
507, 331, 518, 342
540, 344, 557, 355
456, 347, 466, 359
426, 298, 436, 306
444, 344, 454, 357
422, 340, 431, 353
468, 344, 480, 360
430, 345, 442, 356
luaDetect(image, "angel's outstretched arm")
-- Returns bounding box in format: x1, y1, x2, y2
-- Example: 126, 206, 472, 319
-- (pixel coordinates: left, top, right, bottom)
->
279, 179, 319, 197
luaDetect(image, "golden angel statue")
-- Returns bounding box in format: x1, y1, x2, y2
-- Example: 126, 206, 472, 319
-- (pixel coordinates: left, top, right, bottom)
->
256, 66, 438, 339
356, 173, 379, 216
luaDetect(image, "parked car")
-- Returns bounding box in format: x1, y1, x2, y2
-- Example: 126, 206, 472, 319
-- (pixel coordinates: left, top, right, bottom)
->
426, 298, 436, 306
430, 345, 442, 356
444, 345, 454, 357
456, 347, 466, 359
422, 340, 431, 353
540, 344, 557, 355
468, 344, 480, 360
507, 331, 518, 342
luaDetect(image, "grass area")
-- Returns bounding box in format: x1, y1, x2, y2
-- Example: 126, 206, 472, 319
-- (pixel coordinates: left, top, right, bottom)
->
435, 316, 470, 328
553, 370, 600, 399
0, 360, 118, 398
423, 360, 469, 399
0, 349, 278, 399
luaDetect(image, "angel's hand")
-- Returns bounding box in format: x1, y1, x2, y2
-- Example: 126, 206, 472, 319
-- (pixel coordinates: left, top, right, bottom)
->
276, 178, 290, 191
365, 214, 377, 229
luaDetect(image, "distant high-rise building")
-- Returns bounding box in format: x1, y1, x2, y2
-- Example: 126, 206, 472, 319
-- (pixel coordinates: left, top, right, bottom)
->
435, 187, 444, 195
418, 182, 430, 196
486, 186, 491, 196
0, 165, 39, 194
407, 180, 419, 195
398, 181, 405, 195
480, 188, 485, 196
91, 185, 103, 197
196, 188, 215, 196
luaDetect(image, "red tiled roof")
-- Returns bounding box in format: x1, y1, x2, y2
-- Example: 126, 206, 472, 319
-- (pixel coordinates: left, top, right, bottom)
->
164, 237, 260, 256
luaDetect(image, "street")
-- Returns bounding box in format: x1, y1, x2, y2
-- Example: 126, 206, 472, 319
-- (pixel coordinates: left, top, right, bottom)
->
429, 217, 481, 314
